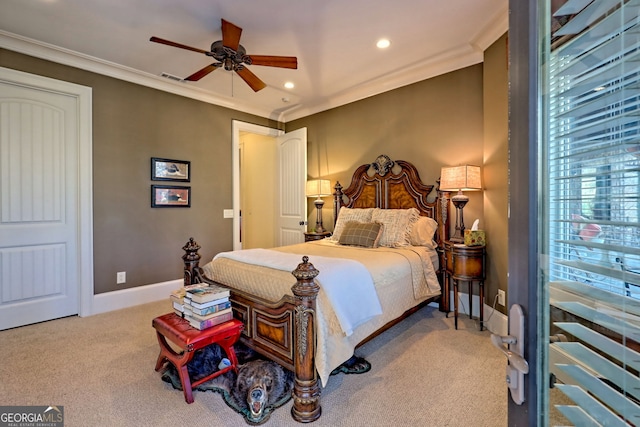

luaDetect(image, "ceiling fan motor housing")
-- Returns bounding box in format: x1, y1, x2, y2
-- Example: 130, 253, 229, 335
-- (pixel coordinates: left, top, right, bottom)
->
209, 40, 251, 70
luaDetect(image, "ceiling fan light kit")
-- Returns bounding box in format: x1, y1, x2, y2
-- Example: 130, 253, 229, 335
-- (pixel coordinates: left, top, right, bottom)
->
150, 19, 297, 92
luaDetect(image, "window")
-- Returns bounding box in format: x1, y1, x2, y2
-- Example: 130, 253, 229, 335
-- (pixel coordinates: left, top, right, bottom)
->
548, 1, 640, 298
545, 1, 640, 425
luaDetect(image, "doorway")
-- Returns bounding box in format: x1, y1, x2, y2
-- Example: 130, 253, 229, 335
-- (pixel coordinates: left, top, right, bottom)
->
232, 121, 307, 250
239, 131, 277, 249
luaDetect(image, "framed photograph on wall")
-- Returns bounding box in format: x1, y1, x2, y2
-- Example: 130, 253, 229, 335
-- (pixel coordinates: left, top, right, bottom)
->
151, 157, 190, 182
151, 185, 191, 208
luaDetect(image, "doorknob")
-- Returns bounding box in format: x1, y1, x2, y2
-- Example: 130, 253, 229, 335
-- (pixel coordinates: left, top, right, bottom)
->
490, 304, 529, 405
490, 334, 529, 374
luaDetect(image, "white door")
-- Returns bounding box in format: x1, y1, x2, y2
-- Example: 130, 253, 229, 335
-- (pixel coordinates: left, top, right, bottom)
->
0, 68, 91, 330
275, 127, 307, 246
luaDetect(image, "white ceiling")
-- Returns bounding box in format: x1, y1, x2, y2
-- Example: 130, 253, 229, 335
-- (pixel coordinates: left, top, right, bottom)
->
0, 0, 508, 122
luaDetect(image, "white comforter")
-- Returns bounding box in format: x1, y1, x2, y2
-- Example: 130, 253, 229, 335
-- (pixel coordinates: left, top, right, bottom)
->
204, 239, 440, 386
215, 249, 382, 336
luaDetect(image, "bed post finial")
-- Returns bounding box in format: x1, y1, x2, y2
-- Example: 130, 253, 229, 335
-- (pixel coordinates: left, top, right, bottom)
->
182, 237, 201, 286
290, 256, 322, 423
333, 181, 343, 224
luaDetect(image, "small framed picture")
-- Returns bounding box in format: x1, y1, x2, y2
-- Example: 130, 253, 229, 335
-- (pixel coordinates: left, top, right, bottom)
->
151, 185, 191, 208
151, 157, 190, 182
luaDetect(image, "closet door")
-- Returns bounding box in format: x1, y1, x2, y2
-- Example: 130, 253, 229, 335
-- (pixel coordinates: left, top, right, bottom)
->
0, 68, 91, 330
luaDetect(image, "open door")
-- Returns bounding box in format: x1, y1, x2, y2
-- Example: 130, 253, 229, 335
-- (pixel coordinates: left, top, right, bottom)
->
275, 127, 307, 246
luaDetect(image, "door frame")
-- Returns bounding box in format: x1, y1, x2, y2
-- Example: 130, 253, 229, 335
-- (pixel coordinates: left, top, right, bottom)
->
231, 120, 283, 250
507, 0, 541, 424
0, 66, 94, 317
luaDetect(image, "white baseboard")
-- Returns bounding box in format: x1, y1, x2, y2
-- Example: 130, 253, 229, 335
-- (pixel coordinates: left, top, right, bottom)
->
85, 281, 510, 336
453, 291, 508, 335
87, 278, 181, 316
482, 303, 508, 336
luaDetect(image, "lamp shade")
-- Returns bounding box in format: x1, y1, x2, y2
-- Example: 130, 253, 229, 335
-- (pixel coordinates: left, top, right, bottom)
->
440, 165, 482, 191
306, 179, 332, 197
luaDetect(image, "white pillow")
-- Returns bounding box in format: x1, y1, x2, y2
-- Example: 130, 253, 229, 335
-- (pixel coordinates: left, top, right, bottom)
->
331, 208, 375, 241
371, 208, 420, 247
410, 216, 438, 248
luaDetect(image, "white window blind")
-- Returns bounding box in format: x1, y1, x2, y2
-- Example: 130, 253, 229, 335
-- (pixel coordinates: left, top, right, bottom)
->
547, 0, 640, 425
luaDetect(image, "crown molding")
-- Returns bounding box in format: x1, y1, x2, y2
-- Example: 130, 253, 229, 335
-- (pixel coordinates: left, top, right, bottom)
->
284, 6, 508, 121
470, 3, 509, 51
0, 30, 275, 120
284, 44, 485, 122
0, 4, 509, 125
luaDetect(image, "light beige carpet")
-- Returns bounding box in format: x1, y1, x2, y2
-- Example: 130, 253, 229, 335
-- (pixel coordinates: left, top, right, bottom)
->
0, 300, 506, 426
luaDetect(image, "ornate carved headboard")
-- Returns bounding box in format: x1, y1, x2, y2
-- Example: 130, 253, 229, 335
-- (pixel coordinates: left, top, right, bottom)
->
332, 154, 450, 246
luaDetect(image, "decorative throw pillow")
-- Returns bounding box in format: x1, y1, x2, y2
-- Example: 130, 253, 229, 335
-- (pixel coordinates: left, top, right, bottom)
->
410, 216, 439, 248
371, 208, 420, 247
331, 208, 375, 241
338, 221, 384, 248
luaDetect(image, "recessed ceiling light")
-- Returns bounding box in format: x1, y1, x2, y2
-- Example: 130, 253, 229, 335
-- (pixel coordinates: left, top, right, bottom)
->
284, 82, 295, 89
377, 39, 391, 49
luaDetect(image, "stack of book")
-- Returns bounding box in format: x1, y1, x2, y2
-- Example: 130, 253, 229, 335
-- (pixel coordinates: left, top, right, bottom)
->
170, 283, 208, 317
183, 283, 232, 330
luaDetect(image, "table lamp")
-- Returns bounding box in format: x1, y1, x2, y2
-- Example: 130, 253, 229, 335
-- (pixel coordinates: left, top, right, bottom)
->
306, 179, 332, 233
440, 165, 482, 243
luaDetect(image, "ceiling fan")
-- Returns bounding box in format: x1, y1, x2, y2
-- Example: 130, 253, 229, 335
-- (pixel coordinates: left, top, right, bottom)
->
150, 19, 297, 92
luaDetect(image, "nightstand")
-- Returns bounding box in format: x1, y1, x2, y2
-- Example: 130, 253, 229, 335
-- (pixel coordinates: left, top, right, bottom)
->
444, 241, 486, 330
304, 231, 331, 242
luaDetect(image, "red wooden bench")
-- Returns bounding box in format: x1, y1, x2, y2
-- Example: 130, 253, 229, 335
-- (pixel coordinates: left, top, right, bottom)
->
152, 313, 243, 403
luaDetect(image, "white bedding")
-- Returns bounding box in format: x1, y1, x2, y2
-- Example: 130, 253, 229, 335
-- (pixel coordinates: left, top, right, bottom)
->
203, 239, 440, 386
214, 248, 382, 336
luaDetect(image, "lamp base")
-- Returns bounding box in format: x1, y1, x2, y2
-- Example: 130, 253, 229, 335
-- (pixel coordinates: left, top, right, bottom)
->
450, 192, 468, 243
449, 228, 465, 243
314, 198, 326, 233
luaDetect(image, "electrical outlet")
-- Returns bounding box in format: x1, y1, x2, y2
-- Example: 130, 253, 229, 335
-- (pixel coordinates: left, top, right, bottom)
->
116, 271, 126, 284
498, 289, 506, 306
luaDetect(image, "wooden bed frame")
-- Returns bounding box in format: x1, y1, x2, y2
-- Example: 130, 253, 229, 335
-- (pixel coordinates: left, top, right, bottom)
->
181, 154, 450, 423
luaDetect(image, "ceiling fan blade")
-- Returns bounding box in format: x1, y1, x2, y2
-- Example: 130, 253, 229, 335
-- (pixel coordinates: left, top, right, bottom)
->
248, 55, 298, 69
236, 67, 267, 92
150, 36, 209, 54
185, 64, 220, 81
221, 19, 242, 51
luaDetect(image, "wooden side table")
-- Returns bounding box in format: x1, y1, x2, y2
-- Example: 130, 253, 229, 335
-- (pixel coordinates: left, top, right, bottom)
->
444, 242, 486, 330
304, 231, 331, 242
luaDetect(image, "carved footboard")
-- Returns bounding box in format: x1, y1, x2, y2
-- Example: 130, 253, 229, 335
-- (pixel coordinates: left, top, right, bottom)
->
182, 238, 321, 423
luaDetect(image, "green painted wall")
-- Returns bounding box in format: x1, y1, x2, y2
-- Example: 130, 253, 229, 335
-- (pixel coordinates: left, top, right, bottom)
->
0, 48, 275, 295
288, 64, 486, 240
1, 36, 508, 312
483, 34, 509, 315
